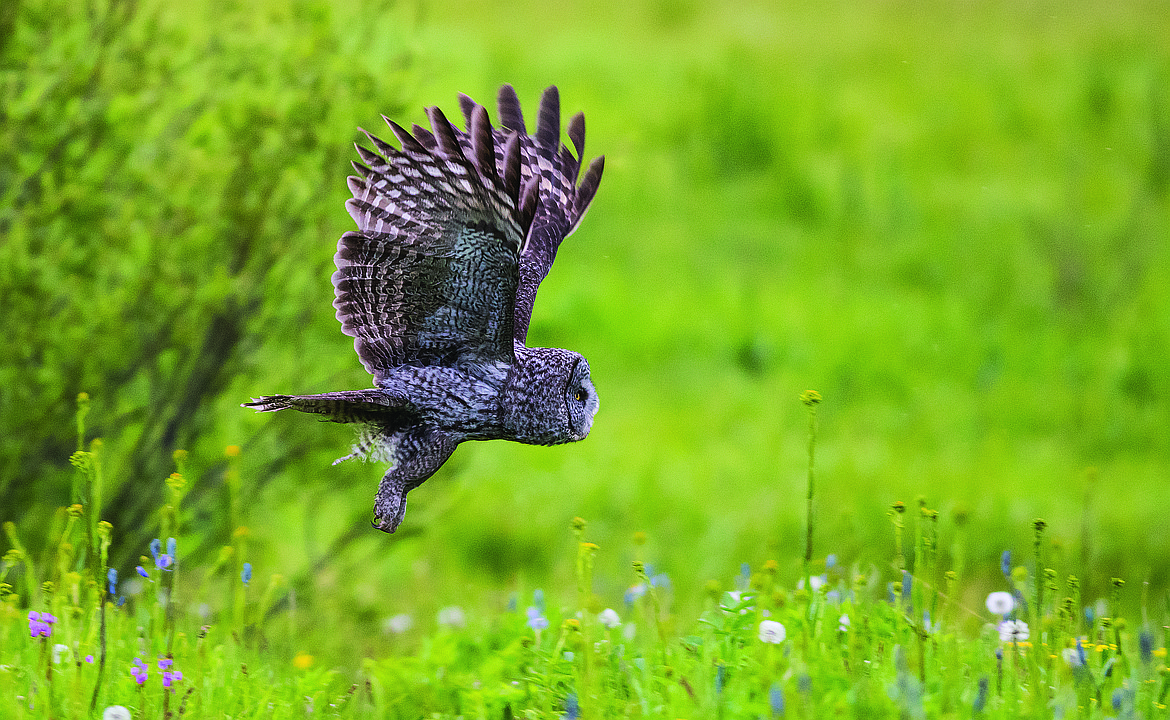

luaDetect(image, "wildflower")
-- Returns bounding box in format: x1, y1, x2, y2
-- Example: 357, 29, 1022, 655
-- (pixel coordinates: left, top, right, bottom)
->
533, 588, 545, 612
769, 682, 785, 717
973, 677, 988, 712
758, 620, 787, 644
1000, 550, 1011, 578
103, 707, 132, 720
838, 614, 851, 633
437, 605, 466, 628
650, 572, 671, 589
526, 607, 549, 632
52, 644, 70, 664
736, 563, 751, 590
86, 655, 94, 663
162, 668, 182, 690
131, 659, 148, 685
158, 658, 173, 670
105, 568, 117, 596
564, 691, 580, 720
998, 619, 1030, 643
624, 583, 647, 604
241, 562, 252, 586
28, 611, 55, 638
1141, 630, 1154, 663
293, 652, 314, 670
383, 613, 413, 634
149, 539, 162, 561
985, 591, 1014, 615
1061, 647, 1083, 668
136, 566, 148, 578
156, 554, 173, 571
598, 608, 621, 629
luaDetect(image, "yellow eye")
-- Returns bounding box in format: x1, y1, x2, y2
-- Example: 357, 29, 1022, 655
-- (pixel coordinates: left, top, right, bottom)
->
575, 388, 586, 402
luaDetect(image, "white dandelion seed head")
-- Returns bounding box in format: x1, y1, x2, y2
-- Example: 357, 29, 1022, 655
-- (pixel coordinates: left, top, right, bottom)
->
998, 619, 1030, 643
103, 707, 132, 720
383, 613, 413, 635
436, 606, 466, 628
758, 620, 787, 644
985, 591, 1015, 615
598, 608, 621, 629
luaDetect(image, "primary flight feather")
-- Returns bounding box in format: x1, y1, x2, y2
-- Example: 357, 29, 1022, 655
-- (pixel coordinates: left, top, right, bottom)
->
244, 85, 604, 533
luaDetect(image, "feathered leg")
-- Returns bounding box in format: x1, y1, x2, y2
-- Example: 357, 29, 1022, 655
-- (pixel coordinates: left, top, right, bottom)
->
373, 426, 460, 533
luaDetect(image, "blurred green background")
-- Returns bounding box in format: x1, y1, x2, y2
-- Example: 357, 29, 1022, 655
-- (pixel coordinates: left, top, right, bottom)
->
3, 0, 1168, 651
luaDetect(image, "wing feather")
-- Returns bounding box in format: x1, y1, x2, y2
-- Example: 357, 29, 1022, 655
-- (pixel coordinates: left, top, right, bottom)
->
333, 118, 529, 379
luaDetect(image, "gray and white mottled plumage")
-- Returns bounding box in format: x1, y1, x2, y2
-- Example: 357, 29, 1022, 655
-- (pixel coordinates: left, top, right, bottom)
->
244, 85, 604, 533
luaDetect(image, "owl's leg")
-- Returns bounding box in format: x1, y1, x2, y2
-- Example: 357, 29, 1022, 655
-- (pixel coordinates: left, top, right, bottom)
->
373, 426, 460, 533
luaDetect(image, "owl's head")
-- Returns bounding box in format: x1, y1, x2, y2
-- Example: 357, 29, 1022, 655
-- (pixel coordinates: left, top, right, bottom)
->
565, 358, 600, 441
504, 347, 599, 445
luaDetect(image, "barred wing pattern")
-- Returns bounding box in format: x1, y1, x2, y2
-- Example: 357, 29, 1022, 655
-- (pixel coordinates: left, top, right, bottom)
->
334, 105, 534, 379
463, 86, 605, 344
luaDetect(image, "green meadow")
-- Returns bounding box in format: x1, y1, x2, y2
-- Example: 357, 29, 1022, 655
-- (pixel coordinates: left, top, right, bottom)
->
2, 0, 1169, 716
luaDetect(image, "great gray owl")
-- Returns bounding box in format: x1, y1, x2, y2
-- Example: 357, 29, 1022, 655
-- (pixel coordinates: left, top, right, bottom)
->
244, 85, 604, 533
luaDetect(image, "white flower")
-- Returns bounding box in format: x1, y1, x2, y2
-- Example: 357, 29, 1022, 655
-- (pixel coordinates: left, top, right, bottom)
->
758, 620, 787, 644
103, 707, 132, 720
436, 606, 465, 628
998, 619, 1030, 643
51, 644, 70, 665
985, 591, 1015, 615
838, 614, 851, 632
383, 613, 413, 634
598, 608, 621, 629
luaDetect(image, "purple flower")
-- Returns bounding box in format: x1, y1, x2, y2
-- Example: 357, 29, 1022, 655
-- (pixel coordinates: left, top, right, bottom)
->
28, 611, 54, 638
156, 554, 174, 571
131, 658, 148, 685
86, 655, 94, 663
158, 658, 173, 670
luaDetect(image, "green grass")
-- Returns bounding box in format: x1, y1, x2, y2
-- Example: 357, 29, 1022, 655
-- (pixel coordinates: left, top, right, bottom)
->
3, 402, 1170, 718
3, 0, 1170, 715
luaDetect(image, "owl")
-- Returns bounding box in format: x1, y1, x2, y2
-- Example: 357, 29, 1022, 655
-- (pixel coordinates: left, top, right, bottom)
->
244, 85, 604, 533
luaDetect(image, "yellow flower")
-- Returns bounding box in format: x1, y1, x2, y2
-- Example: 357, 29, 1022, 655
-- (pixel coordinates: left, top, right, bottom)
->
293, 652, 314, 670
225, 445, 241, 458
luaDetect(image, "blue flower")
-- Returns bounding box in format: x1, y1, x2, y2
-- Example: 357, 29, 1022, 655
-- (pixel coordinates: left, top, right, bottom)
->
149, 539, 162, 561
136, 566, 149, 578
525, 605, 549, 631
825, 553, 838, 569
107, 568, 117, 595
1000, 550, 1011, 578
166, 538, 177, 558
769, 682, 785, 717
973, 677, 988, 712
533, 588, 545, 612
155, 554, 173, 571
241, 562, 252, 586
563, 692, 579, 720
1140, 630, 1154, 663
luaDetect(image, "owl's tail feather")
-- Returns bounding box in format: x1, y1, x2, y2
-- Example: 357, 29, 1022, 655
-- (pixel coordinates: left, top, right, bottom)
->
242, 390, 415, 425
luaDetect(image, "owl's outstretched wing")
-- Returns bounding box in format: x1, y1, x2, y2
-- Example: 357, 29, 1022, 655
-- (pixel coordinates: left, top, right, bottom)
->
456, 86, 605, 345
334, 103, 538, 380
